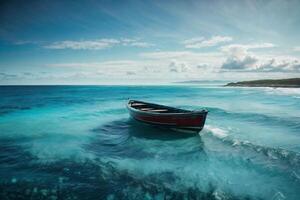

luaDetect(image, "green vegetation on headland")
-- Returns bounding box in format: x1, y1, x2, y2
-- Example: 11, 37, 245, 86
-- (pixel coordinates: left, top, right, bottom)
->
225, 78, 300, 88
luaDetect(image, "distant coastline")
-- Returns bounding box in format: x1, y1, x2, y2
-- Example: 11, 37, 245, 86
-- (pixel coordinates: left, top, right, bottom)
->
174, 80, 226, 84
225, 78, 300, 88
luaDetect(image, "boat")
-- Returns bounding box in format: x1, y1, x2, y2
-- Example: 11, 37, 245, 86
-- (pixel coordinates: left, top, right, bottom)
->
127, 100, 208, 133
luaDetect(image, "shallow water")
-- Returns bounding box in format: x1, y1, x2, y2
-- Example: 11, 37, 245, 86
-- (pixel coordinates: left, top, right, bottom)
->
0, 85, 300, 199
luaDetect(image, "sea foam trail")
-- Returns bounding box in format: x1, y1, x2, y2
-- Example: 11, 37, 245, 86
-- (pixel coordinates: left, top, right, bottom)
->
203, 125, 300, 180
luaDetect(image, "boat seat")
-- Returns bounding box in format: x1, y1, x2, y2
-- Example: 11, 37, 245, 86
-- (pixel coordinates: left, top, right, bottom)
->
132, 103, 146, 106
140, 108, 153, 111
151, 109, 169, 112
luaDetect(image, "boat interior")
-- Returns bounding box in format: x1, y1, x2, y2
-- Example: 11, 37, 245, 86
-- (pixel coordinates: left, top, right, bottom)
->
129, 100, 189, 113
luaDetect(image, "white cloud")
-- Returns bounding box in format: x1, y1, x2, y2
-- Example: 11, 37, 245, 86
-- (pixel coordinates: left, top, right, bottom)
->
126, 71, 136, 76
220, 43, 276, 54
220, 57, 300, 75
48, 63, 100, 67
183, 37, 204, 45
196, 64, 210, 69
44, 38, 153, 50
128, 42, 153, 47
141, 51, 222, 60
294, 46, 300, 51
168, 61, 190, 73
48, 60, 142, 68
46, 50, 224, 81
121, 38, 154, 47
258, 58, 300, 72
45, 39, 120, 50
45, 44, 300, 84
218, 42, 295, 72
141, 51, 194, 59
221, 55, 258, 71
220, 44, 300, 72
0, 73, 18, 80
183, 36, 232, 49
121, 38, 137, 43
140, 51, 224, 73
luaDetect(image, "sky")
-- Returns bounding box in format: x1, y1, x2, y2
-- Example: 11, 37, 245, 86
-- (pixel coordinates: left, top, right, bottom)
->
0, 0, 300, 84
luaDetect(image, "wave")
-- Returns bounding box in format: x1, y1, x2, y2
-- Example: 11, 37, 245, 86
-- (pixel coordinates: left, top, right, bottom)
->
0, 159, 253, 200
0, 105, 31, 115
203, 125, 300, 174
204, 125, 228, 139
263, 87, 300, 98
0, 139, 33, 170
207, 107, 300, 130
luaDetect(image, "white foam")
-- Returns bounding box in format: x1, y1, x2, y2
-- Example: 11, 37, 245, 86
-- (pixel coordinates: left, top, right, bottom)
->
292, 171, 300, 180
232, 139, 241, 146
204, 125, 228, 139
263, 87, 300, 97
272, 191, 286, 200
29, 139, 95, 163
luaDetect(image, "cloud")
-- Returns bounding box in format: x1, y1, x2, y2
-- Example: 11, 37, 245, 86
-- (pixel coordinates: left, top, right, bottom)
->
44, 39, 120, 50
183, 36, 232, 49
44, 44, 300, 83
221, 45, 300, 72
48, 60, 144, 68
47, 60, 152, 78
140, 51, 222, 61
128, 42, 153, 47
126, 71, 136, 75
44, 38, 153, 50
221, 55, 258, 70
140, 50, 224, 73
168, 61, 189, 73
220, 43, 276, 54
47, 63, 100, 68
219, 42, 294, 72
294, 46, 300, 51
14, 40, 41, 45
258, 58, 300, 72
196, 64, 210, 69
183, 37, 204, 45
46, 52, 218, 81
141, 51, 194, 59
121, 38, 154, 47
221, 56, 300, 72
0, 73, 18, 80
23, 72, 35, 76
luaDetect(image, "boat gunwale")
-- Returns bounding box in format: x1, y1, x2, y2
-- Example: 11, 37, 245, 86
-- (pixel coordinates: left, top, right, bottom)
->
127, 100, 208, 116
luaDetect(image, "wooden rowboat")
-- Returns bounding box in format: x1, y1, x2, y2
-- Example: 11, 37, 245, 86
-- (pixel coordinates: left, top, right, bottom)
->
127, 100, 208, 133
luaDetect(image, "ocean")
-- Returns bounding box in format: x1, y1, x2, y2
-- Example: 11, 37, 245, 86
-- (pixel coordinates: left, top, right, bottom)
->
0, 85, 299, 199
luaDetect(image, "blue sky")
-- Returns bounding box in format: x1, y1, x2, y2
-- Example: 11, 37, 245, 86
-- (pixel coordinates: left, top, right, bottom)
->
0, 0, 300, 84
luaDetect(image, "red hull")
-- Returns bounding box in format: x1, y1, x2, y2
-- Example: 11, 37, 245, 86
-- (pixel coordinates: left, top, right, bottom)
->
127, 100, 207, 133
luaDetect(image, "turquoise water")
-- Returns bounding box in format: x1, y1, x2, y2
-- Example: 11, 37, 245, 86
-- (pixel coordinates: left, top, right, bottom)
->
0, 85, 299, 199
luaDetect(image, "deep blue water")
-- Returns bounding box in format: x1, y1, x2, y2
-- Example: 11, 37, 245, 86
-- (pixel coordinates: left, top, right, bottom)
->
0, 85, 300, 199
